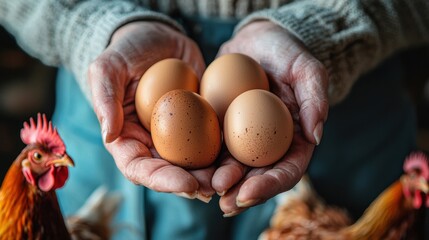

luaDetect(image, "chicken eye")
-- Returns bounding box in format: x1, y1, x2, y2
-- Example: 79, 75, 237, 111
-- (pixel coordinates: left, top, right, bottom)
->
33, 152, 43, 161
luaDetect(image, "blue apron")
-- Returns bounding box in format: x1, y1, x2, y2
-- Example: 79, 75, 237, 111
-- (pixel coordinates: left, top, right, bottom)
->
53, 15, 416, 239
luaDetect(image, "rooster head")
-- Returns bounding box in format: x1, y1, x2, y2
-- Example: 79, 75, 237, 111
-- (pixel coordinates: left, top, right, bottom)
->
401, 151, 429, 209
19, 113, 74, 192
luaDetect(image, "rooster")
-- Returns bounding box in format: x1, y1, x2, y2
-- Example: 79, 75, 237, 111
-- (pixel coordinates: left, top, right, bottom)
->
0, 113, 121, 240
259, 152, 429, 240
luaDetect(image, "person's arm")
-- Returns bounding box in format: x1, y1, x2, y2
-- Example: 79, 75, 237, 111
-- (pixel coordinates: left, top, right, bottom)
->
211, 0, 429, 216
0, 0, 182, 101
236, 0, 429, 104
1, 1, 212, 200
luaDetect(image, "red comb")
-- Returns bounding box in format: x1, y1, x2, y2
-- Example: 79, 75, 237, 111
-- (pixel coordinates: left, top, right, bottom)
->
20, 113, 65, 155
403, 151, 429, 180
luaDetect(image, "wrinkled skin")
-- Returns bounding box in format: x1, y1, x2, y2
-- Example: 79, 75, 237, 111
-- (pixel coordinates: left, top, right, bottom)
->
212, 21, 329, 215
88, 20, 329, 215
88, 22, 214, 200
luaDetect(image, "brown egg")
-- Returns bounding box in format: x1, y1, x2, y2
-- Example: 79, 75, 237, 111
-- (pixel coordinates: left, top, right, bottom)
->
151, 89, 221, 169
200, 53, 269, 126
135, 58, 199, 131
223, 89, 293, 167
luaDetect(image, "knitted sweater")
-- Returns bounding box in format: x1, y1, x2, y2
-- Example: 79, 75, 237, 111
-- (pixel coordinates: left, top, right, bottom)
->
1, 0, 428, 104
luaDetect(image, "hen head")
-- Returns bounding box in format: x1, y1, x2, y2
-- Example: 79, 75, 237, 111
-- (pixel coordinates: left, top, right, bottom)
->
19, 113, 74, 192
401, 151, 429, 209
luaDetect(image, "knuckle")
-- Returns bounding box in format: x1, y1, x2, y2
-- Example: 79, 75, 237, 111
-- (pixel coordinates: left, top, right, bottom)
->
124, 161, 140, 185
88, 58, 107, 77
293, 53, 327, 78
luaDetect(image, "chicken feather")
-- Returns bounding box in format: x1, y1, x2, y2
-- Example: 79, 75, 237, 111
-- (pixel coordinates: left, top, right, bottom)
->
260, 152, 429, 240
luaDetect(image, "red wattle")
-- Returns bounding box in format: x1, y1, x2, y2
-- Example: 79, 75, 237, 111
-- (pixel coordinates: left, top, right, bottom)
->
38, 166, 55, 192
413, 190, 422, 209
53, 166, 69, 189
37, 166, 68, 191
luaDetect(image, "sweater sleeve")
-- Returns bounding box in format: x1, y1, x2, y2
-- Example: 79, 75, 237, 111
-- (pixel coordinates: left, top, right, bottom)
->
0, 0, 183, 101
235, 0, 429, 104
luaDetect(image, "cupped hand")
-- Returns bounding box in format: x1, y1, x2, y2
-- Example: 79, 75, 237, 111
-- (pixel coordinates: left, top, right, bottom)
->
212, 21, 329, 215
88, 21, 213, 201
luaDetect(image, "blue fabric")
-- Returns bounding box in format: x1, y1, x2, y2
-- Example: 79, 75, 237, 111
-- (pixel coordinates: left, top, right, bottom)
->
53, 16, 275, 240
53, 67, 276, 240
52, 15, 417, 239
179, 15, 238, 63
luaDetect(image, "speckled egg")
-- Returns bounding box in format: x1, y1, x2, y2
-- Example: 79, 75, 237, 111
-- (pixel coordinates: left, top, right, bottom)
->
200, 53, 269, 126
223, 89, 293, 167
135, 58, 199, 131
151, 89, 221, 169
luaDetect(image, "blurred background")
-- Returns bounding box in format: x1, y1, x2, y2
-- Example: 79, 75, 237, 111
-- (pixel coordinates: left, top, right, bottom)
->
0, 26, 57, 181
0, 25, 429, 184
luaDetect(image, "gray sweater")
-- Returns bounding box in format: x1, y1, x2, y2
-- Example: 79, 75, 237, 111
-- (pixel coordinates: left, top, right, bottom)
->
1, 0, 428, 104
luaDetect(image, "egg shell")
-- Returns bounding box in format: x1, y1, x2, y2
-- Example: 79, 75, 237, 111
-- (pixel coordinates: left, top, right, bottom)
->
200, 53, 269, 125
135, 58, 199, 131
223, 89, 293, 167
151, 89, 221, 169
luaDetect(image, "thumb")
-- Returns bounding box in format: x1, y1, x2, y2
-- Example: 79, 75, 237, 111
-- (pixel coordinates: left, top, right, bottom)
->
88, 54, 126, 143
291, 56, 329, 145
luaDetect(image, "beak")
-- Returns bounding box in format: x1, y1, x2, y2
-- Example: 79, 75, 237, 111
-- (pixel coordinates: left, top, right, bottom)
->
417, 177, 429, 194
51, 154, 75, 167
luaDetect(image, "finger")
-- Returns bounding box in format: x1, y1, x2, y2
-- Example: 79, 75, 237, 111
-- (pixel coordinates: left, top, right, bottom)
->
219, 167, 269, 216
152, 149, 217, 201
220, 134, 313, 215
89, 52, 128, 143
236, 135, 314, 206
104, 121, 199, 193
289, 53, 329, 145
220, 181, 247, 217
107, 137, 200, 193
189, 166, 217, 203
128, 158, 199, 193
212, 152, 249, 196
149, 133, 215, 200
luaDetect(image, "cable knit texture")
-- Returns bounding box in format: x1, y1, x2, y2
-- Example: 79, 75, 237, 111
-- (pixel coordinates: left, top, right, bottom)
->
236, 0, 429, 103
1, 0, 429, 104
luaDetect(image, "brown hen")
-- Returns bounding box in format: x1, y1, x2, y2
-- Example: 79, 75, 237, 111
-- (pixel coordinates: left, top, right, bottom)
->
260, 152, 429, 240
0, 113, 121, 240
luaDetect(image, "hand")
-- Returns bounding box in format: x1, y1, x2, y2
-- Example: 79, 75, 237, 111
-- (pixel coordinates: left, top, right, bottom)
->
88, 21, 214, 201
212, 21, 329, 216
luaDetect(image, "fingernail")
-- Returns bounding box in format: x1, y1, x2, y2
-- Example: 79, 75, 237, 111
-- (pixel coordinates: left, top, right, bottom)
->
236, 198, 261, 208
196, 193, 212, 203
217, 191, 226, 196
223, 209, 244, 218
102, 129, 108, 143
313, 122, 323, 145
175, 191, 197, 199
101, 120, 110, 143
